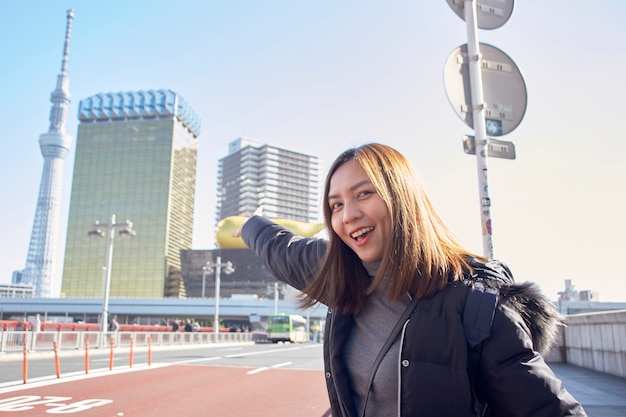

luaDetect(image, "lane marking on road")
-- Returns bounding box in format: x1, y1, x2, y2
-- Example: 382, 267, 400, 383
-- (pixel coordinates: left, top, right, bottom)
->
175, 356, 222, 364
247, 361, 293, 375
271, 362, 292, 369
247, 367, 269, 374
225, 344, 318, 359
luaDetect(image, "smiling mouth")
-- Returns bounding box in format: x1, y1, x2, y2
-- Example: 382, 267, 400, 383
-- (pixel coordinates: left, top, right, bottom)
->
351, 226, 374, 240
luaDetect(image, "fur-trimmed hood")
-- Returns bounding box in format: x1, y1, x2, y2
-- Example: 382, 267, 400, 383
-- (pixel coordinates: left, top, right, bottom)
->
499, 281, 564, 354
466, 258, 564, 354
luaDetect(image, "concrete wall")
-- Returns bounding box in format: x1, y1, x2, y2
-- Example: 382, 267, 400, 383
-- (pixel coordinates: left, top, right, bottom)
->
545, 309, 626, 379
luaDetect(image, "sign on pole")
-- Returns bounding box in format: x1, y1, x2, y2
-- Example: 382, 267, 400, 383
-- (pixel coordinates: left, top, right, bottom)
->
446, 0, 514, 30
443, 0, 525, 259
443, 42, 528, 137
462, 135, 516, 160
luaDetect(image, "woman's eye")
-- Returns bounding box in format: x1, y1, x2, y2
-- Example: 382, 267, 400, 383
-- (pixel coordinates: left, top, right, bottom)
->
330, 202, 342, 211
358, 190, 373, 198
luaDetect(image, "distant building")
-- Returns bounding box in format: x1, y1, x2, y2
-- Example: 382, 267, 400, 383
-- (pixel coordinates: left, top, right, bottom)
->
555, 279, 625, 314
180, 138, 322, 299
180, 249, 285, 299
0, 283, 34, 298
21, 10, 75, 298
61, 89, 201, 298
215, 138, 321, 224
11, 270, 24, 285
558, 279, 600, 302
578, 290, 600, 302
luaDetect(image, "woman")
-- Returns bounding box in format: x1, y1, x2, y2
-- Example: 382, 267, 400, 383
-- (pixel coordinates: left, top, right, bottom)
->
234, 143, 585, 416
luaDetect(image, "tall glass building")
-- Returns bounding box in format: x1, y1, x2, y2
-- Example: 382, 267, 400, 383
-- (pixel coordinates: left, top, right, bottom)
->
61, 89, 201, 298
216, 138, 321, 224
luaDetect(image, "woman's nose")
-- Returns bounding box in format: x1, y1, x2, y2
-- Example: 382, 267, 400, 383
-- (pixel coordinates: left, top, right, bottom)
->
342, 202, 362, 223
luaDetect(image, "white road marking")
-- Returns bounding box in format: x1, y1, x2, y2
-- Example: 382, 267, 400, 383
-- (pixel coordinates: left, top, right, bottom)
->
247, 367, 269, 374
247, 361, 293, 374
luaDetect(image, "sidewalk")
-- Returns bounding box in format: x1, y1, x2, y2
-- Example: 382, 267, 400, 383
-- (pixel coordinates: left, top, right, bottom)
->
550, 363, 626, 417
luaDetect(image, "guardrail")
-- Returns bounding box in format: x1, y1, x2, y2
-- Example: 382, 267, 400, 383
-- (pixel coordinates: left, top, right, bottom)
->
0, 330, 253, 355
544, 309, 626, 379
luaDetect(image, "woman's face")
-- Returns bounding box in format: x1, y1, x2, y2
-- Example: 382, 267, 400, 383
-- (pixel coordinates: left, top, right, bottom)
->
327, 161, 391, 263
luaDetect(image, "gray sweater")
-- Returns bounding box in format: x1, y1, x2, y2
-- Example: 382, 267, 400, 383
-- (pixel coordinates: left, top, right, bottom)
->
344, 261, 411, 416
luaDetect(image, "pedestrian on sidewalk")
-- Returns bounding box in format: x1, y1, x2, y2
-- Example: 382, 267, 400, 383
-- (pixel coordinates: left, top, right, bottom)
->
108, 316, 119, 332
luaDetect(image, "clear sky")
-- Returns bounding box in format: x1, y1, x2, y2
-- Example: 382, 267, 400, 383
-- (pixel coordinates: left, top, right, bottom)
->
1, 1, 625, 302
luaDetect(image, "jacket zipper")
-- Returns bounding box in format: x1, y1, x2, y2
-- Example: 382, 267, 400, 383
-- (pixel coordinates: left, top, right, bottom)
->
397, 317, 411, 417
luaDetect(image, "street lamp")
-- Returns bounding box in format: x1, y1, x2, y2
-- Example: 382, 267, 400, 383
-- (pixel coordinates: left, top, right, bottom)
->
267, 282, 287, 315
88, 214, 135, 337
203, 256, 234, 335
201, 263, 211, 298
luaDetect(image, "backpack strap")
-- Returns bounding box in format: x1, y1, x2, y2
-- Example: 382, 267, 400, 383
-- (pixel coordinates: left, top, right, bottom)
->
463, 282, 499, 347
464, 282, 499, 417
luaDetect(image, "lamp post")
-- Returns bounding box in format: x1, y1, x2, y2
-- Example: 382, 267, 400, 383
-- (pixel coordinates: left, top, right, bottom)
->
203, 256, 234, 335
268, 282, 287, 315
201, 263, 210, 298
88, 214, 135, 338
273, 283, 280, 315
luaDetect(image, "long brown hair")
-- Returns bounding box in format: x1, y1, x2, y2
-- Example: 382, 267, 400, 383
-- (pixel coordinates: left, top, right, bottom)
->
300, 143, 481, 313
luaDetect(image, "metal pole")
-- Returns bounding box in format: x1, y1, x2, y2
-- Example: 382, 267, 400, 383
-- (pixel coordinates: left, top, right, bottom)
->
274, 282, 279, 315
464, 0, 494, 259
214, 256, 221, 335
201, 267, 207, 298
101, 214, 116, 336
306, 309, 310, 341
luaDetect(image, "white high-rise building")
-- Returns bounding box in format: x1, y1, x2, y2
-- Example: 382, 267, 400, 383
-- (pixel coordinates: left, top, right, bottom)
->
216, 138, 321, 224
21, 10, 75, 297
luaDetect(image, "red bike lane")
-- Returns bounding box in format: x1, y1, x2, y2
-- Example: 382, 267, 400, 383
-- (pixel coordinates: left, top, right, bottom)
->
0, 364, 331, 416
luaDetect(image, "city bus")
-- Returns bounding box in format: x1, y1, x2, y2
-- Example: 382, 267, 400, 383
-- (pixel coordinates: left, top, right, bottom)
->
266, 314, 307, 343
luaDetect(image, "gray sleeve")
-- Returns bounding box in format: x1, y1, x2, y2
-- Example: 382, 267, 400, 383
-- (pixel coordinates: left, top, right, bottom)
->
241, 216, 327, 293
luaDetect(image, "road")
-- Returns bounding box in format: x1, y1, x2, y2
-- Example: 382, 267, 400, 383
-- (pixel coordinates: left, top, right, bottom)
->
3, 342, 624, 416
0, 342, 331, 416
0, 342, 324, 383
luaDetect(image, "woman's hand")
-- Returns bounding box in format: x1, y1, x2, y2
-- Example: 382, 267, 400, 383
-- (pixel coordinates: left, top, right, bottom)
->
230, 207, 263, 238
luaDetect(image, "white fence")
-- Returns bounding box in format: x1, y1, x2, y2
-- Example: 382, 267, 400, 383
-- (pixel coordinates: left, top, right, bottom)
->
0, 330, 253, 355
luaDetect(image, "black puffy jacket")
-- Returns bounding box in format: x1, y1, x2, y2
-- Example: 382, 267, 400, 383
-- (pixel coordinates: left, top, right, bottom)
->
242, 216, 586, 416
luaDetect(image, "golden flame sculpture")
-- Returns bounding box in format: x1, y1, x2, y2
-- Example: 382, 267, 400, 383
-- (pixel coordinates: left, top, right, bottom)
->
215, 216, 326, 249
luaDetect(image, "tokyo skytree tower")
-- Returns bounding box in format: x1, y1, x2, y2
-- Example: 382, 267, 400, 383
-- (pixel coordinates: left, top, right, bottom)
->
22, 10, 75, 297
